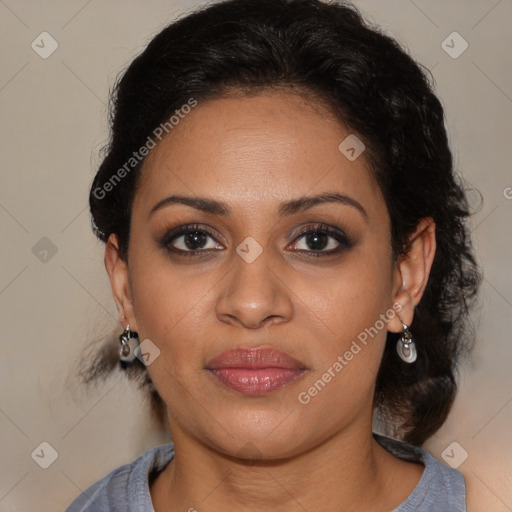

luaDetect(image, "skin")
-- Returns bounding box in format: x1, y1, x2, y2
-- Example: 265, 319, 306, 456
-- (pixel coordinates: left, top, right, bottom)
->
105, 90, 436, 511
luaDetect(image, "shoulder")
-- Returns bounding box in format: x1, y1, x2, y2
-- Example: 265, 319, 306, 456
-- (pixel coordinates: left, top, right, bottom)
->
374, 433, 466, 512
64, 442, 175, 512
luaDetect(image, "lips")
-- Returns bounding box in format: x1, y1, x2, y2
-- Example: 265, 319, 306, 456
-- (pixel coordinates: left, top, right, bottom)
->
205, 347, 306, 395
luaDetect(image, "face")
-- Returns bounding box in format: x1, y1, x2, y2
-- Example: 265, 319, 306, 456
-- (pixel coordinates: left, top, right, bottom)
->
116, 90, 405, 459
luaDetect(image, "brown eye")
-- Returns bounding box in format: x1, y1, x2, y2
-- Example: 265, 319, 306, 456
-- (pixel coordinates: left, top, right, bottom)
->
180, 231, 209, 251
301, 232, 330, 251
290, 224, 353, 256
160, 224, 224, 255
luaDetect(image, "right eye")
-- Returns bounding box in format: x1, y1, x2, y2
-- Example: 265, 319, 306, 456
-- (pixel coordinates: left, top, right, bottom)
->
159, 224, 225, 256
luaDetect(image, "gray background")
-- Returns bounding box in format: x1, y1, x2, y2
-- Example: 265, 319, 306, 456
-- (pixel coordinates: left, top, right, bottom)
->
0, 0, 511, 510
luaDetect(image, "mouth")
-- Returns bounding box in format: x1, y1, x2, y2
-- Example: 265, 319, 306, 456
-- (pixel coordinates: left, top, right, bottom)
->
205, 347, 307, 396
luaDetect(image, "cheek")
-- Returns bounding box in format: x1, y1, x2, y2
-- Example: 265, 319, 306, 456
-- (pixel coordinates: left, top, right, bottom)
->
129, 245, 207, 338
129, 261, 213, 408
130, 230, 394, 354
292, 246, 394, 397
127, 219, 394, 418
293, 282, 392, 429
293, 244, 393, 339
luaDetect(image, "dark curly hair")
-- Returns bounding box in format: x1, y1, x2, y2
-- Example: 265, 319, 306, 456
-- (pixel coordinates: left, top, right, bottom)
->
83, 0, 481, 446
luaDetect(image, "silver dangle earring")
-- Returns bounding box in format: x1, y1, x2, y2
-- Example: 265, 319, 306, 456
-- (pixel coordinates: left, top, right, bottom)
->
119, 324, 139, 369
396, 321, 417, 363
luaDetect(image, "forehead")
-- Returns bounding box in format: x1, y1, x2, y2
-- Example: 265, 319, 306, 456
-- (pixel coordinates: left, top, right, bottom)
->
133, 91, 386, 221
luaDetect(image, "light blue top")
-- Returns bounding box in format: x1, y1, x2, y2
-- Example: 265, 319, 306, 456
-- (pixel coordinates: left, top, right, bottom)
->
65, 433, 466, 511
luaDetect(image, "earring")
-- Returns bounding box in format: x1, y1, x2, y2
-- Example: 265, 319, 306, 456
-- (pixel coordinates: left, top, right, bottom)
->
396, 321, 417, 363
119, 324, 139, 369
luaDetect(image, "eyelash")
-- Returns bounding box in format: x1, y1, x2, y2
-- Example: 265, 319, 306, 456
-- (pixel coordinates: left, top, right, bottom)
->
159, 223, 353, 259
160, 224, 353, 258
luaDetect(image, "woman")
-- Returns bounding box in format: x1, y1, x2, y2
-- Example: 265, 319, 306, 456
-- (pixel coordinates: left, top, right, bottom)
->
66, 0, 481, 510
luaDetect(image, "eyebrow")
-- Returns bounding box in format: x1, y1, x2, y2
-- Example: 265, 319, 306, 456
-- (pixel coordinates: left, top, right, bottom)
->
149, 192, 368, 220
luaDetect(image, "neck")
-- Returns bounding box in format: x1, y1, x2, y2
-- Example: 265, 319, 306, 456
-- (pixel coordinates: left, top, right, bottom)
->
150, 419, 421, 512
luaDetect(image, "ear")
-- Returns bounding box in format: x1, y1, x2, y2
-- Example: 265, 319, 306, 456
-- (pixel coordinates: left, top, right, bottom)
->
388, 217, 436, 333
104, 234, 139, 332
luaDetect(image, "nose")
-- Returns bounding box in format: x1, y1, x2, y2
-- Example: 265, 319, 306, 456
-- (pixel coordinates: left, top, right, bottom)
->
215, 246, 294, 330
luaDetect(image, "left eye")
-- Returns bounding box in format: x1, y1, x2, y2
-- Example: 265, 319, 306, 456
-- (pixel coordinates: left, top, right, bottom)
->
289, 225, 352, 255
293, 231, 340, 251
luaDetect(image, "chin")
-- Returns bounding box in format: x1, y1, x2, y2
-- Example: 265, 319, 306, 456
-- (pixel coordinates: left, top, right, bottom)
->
199, 406, 313, 460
